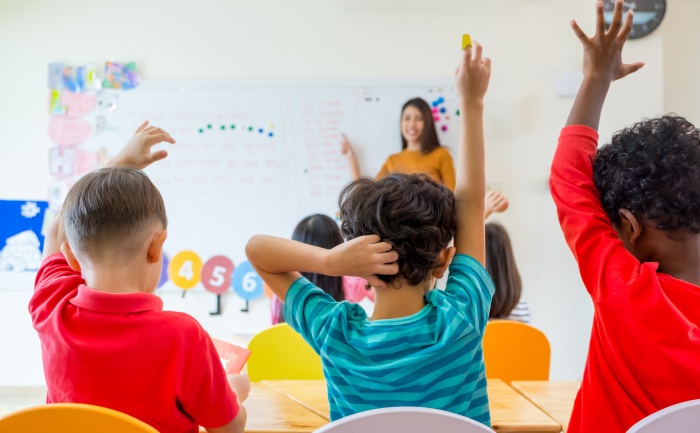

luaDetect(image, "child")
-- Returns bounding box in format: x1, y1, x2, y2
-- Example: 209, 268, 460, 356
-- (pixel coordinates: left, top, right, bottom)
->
485, 222, 530, 323
551, 1, 700, 432
30, 122, 248, 433
270, 214, 374, 324
246, 43, 494, 424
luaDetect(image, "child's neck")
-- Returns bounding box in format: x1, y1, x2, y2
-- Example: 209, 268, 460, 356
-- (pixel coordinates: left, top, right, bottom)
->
652, 231, 700, 286
370, 279, 433, 321
82, 262, 154, 294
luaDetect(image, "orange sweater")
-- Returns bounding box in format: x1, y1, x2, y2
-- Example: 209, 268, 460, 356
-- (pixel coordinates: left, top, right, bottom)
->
376, 146, 456, 191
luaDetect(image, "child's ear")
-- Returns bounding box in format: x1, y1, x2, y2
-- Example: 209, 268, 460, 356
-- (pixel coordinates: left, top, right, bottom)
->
60, 242, 81, 273
619, 209, 644, 244
432, 246, 457, 279
147, 230, 168, 264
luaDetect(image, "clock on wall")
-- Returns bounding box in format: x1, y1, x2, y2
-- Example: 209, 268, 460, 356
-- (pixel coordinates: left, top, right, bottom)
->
603, 0, 666, 39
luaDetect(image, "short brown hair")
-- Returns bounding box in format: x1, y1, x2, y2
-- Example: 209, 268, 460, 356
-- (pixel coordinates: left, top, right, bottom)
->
339, 173, 457, 286
62, 167, 167, 260
485, 222, 522, 319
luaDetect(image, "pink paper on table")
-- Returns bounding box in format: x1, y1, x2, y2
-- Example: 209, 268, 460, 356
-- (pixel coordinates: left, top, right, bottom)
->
48, 117, 92, 146
212, 339, 251, 375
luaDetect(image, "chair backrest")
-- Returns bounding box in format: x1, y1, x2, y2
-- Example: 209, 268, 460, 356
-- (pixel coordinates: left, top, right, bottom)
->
0, 403, 158, 433
313, 407, 495, 433
247, 323, 324, 382
482, 320, 550, 384
627, 400, 700, 433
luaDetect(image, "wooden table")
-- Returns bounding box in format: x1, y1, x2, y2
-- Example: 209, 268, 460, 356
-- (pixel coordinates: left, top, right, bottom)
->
0, 384, 326, 433
263, 379, 562, 433
510, 381, 580, 433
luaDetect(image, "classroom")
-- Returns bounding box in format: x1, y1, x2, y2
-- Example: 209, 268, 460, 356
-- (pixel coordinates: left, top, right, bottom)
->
1, 0, 699, 432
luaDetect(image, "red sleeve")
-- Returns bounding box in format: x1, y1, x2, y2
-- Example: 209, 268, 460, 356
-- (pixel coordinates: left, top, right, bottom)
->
550, 125, 646, 303
180, 329, 239, 428
29, 253, 84, 328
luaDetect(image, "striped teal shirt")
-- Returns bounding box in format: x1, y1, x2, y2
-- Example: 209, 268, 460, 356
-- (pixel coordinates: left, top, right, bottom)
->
285, 254, 494, 425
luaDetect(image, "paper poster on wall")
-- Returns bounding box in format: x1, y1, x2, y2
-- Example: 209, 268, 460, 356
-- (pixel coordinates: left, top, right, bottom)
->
0, 200, 49, 272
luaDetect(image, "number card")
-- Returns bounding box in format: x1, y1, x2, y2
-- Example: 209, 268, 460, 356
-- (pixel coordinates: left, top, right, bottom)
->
202, 255, 235, 295
168, 250, 203, 290
232, 261, 264, 300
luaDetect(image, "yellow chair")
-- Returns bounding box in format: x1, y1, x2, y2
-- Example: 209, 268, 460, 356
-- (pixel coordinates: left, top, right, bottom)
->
482, 320, 550, 384
0, 403, 158, 433
247, 323, 324, 382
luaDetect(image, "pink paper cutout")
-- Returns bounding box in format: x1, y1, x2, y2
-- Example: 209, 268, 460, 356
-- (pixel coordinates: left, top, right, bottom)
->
211, 339, 251, 374
61, 91, 96, 118
73, 149, 100, 174
48, 117, 92, 147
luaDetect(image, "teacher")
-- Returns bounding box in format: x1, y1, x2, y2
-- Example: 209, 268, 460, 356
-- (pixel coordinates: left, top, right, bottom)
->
342, 97, 456, 191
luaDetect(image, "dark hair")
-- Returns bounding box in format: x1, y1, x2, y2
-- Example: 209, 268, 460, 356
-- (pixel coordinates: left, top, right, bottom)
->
62, 167, 167, 260
293, 214, 345, 302
485, 223, 522, 319
593, 115, 700, 233
339, 173, 457, 286
401, 98, 441, 155
276, 214, 345, 323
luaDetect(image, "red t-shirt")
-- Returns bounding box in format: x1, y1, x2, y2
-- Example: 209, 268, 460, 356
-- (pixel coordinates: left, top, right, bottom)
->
29, 253, 239, 433
551, 125, 700, 433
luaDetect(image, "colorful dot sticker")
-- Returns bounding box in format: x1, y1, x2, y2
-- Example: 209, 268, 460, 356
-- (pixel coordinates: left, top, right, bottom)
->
230, 124, 236, 129
441, 125, 448, 132
220, 125, 226, 130
201, 255, 235, 295
157, 253, 170, 289
232, 261, 264, 301
168, 250, 203, 290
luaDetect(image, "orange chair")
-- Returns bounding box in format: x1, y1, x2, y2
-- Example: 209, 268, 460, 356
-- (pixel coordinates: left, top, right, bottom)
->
482, 320, 550, 384
0, 403, 158, 433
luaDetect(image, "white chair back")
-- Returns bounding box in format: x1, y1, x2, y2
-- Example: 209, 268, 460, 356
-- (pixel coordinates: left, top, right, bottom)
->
627, 400, 700, 433
313, 407, 495, 433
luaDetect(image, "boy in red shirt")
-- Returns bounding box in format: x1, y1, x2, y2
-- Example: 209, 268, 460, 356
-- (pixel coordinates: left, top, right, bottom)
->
30, 122, 248, 433
550, 1, 700, 432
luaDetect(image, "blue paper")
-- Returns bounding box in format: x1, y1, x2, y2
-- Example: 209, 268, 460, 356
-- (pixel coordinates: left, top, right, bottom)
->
0, 200, 49, 272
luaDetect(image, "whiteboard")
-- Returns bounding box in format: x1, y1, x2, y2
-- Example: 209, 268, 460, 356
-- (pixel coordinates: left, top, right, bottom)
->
43, 79, 461, 333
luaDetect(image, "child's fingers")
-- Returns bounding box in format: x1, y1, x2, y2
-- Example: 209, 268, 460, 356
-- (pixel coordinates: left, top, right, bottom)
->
379, 250, 399, 264
595, 1, 606, 37
617, 10, 634, 42
608, 0, 624, 36
148, 132, 176, 145
378, 262, 399, 275
570, 20, 590, 45
150, 150, 168, 163
365, 275, 386, 289
134, 120, 149, 134
463, 44, 473, 65
473, 42, 483, 63
616, 62, 645, 80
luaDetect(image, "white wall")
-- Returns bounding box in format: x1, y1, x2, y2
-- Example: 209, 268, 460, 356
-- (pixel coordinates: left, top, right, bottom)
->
0, 0, 677, 385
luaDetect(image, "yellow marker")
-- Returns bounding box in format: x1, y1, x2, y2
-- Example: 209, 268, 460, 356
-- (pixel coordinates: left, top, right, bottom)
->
462, 34, 472, 49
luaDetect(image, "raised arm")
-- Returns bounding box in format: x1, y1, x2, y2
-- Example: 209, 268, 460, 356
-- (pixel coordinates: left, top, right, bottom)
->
42, 121, 175, 259
551, 0, 645, 301
245, 235, 398, 301
453, 41, 491, 265
566, 0, 644, 128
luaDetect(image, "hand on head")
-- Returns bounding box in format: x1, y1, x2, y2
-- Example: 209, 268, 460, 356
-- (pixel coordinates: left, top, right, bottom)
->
455, 41, 491, 105
106, 120, 175, 170
571, 0, 644, 83
327, 235, 399, 289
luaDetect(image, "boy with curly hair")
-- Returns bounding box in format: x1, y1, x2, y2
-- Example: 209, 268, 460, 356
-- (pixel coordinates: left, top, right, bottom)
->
550, 1, 700, 432
246, 43, 494, 425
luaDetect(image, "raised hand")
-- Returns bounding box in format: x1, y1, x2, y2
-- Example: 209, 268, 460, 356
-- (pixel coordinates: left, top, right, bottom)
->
106, 121, 175, 170
484, 190, 509, 219
455, 41, 491, 106
566, 0, 645, 128
327, 235, 398, 288
571, 0, 644, 83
